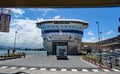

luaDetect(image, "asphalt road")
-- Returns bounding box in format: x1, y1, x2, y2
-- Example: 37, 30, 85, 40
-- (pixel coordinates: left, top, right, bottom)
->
0, 55, 120, 74
0, 55, 98, 68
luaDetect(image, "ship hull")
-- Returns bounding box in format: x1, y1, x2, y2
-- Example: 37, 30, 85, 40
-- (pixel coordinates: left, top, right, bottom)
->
36, 19, 88, 55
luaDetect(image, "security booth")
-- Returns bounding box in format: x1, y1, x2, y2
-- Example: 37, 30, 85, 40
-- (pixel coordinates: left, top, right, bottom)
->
56, 46, 67, 59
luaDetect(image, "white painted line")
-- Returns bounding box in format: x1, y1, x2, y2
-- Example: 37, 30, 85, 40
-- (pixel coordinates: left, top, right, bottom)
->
112, 69, 120, 72
19, 67, 26, 70
102, 69, 110, 72
10, 67, 17, 69
40, 68, 46, 71
71, 69, 78, 72
50, 68, 56, 71
61, 69, 67, 71
92, 69, 99, 72
82, 69, 89, 72
1, 66, 8, 69
29, 68, 36, 70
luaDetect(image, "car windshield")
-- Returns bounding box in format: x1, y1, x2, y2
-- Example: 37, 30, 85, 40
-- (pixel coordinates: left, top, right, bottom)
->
0, 7, 120, 74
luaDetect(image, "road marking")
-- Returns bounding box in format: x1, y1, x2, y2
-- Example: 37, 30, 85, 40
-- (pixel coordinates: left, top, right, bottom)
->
50, 68, 56, 71
19, 67, 26, 70
112, 69, 120, 72
82, 69, 89, 72
61, 69, 67, 71
1, 66, 8, 69
102, 69, 110, 72
1, 65, 120, 72
71, 69, 78, 72
40, 68, 46, 71
10, 67, 17, 69
29, 67, 36, 70
92, 69, 99, 72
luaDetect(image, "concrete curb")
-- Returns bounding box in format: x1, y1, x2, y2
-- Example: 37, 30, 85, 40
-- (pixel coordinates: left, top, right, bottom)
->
82, 57, 109, 69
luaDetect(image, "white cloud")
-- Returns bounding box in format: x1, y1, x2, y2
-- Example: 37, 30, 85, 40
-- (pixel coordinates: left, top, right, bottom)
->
0, 18, 44, 48
106, 30, 113, 35
11, 8, 25, 18
36, 18, 44, 22
88, 31, 94, 36
54, 15, 65, 19
82, 37, 97, 42
29, 8, 57, 16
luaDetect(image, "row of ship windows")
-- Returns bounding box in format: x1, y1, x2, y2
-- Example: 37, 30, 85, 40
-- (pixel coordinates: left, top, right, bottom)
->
43, 36, 80, 41
41, 21, 83, 24
42, 25, 82, 28
48, 34, 72, 37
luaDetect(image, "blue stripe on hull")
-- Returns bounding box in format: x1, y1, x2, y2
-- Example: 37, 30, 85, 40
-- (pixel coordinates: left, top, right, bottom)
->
42, 29, 83, 35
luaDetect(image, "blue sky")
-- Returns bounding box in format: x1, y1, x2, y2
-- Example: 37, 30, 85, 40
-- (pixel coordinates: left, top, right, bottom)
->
0, 7, 120, 48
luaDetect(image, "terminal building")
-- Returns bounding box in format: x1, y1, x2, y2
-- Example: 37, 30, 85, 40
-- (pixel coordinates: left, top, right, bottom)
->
80, 35, 120, 53
37, 19, 88, 55
98, 35, 120, 52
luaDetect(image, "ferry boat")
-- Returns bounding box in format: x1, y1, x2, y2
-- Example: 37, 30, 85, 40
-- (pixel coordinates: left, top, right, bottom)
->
36, 19, 88, 55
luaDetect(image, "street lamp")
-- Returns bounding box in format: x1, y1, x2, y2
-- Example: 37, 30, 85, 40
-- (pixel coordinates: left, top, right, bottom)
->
13, 31, 17, 54
96, 21, 102, 67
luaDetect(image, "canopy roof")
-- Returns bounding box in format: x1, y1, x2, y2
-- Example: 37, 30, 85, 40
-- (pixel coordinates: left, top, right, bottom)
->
0, 0, 120, 7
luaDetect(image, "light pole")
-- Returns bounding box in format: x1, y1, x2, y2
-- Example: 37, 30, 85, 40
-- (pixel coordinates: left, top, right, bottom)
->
96, 21, 102, 67
100, 31, 102, 41
13, 31, 17, 54
96, 21, 101, 42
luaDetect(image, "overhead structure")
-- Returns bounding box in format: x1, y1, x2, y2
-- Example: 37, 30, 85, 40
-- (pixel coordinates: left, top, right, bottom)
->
0, 0, 120, 7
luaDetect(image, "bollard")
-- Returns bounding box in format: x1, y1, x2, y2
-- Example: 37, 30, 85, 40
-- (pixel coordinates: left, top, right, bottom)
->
109, 56, 113, 68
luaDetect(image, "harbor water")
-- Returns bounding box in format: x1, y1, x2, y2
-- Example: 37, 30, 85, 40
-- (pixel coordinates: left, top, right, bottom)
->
0, 49, 47, 56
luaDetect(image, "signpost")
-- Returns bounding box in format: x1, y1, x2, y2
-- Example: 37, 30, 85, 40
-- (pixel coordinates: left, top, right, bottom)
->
0, 8, 11, 32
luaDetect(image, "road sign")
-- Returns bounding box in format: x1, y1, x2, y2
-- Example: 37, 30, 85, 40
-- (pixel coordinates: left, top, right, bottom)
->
0, 8, 11, 32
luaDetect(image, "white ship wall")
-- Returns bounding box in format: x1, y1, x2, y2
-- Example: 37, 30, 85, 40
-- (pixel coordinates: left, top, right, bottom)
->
43, 41, 81, 55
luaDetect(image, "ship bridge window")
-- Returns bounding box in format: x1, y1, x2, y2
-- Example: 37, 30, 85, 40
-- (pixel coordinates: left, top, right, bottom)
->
70, 21, 81, 24
83, 23, 88, 27
54, 21, 70, 24
43, 21, 53, 24
65, 26, 67, 27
